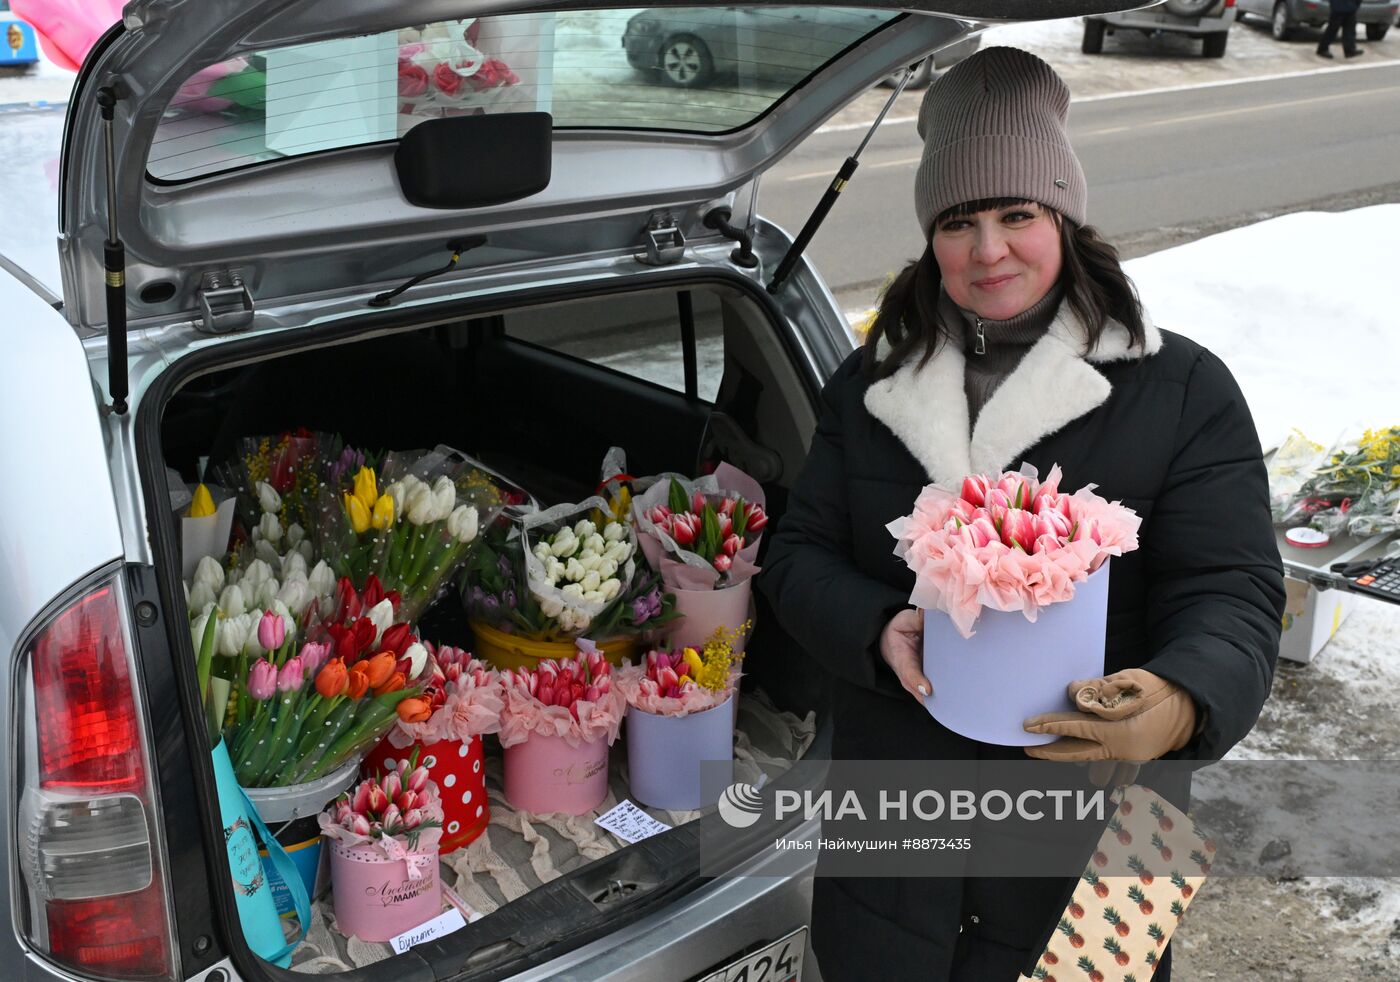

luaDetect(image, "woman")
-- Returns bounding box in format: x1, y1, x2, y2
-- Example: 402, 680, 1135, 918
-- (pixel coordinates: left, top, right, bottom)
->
759, 47, 1283, 981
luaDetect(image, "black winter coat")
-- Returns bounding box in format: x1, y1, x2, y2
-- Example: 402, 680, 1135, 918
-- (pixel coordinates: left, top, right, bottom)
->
759, 305, 1285, 981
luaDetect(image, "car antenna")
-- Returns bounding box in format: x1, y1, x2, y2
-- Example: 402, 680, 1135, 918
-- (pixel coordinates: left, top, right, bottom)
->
767, 63, 916, 295
97, 86, 128, 416
368, 236, 488, 308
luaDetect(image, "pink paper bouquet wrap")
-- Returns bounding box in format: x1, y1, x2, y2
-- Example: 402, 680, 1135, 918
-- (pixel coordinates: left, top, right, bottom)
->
889, 463, 1141, 746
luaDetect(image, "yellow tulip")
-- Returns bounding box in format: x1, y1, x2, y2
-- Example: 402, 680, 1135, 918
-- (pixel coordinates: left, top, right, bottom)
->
188, 483, 216, 519
371, 493, 395, 530
353, 466, 378, 514
681, 646, 704, 677
343, 492, 371, 534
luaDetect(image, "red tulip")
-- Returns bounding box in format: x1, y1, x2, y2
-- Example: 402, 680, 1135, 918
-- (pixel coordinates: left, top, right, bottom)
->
692, 492, 708, 515
718, 514, 734, 539
714, 554, 733, 574
722, 533, 743, 557
960, 475, 990, 507
367, 783, 388, 814
381, 803, 402, 831
347, 665, 370, 699
383, 770, 402, 801
377, 623, 414, 657
352, 782, 372, 815
671, 515, 698, 545
351, 617, 377, 654
539, 684, 556, 706
406, 766, 430, 794
745, 505, 768, 533
334, 577, 361, 622
718, 497, 738, 517
363, 575, 386, 609
349, 813, 372, 836
658, 666, 679, 692
1000, 509, 1038, 552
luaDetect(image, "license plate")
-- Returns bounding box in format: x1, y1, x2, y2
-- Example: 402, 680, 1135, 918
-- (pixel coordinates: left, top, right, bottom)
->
699, 927, 807, 982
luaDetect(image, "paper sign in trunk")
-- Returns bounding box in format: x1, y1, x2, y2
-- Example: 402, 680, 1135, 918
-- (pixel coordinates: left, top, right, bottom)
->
626, 696, 734, 811
921, 560, 1110, 747
362, 736, 489, 855
328, 840, 441, 943
502, 732, 609, 815
668, 579, 752, 654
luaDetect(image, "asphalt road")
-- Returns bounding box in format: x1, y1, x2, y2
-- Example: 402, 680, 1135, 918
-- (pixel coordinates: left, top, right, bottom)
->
760, 60, 1400, 311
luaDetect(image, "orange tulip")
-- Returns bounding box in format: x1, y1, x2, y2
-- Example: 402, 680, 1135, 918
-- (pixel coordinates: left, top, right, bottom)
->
396, 697, 432, 724
363, 651, 396, 689
373, 672, 406, 697
347, 665, 370, 699
315, 658, 349, 698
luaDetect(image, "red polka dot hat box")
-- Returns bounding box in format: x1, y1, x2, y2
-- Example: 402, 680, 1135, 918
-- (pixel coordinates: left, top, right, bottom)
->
1022, 786, 1211, 982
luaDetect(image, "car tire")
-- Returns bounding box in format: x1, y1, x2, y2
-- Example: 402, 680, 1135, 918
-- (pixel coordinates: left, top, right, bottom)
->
1082, 19, 1107, 54
1203, 31, 1229, 56
1235, 7, 1248, 21
1164, 0, 1217, 15
1271, 2, 1295, 40
879, 56, 935, 90
1365, 23, 1389, 40
657, 34, 714, 88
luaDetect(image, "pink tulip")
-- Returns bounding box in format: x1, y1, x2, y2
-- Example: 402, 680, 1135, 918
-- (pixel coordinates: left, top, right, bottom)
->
1034, 510, 1073, 540
1000, 509, 1038, 552
382, 803, 402, 831
966, 517, 1000, 549
383, 771, 402, 802
997, 474, 1032, 509
984, 488, 1011, 511
539, 684, 556, 706
247, 659, 278, 700
402, 808, 425, 830
395, 790, 417, 813
671, 515, 698, 546
645, 505, 671, 524
714, 554, 733, 574
276, 656, 304, 694
299, 641, 329, 677
718, 514, 734, 539
745, 505, 768, 533
960, 475, 990, 506
585, 684, 600, 701
349, 813, 372, 836
722, 534, 743, 558
658, 666, 679, 692
367, 783, 388, 814
692, 492, 708, 515
257, 610, 285, 653
1032, 533, 1061, 555
719, 497, 738, 516
352, 781, 373, 815
406, 765, 429, 794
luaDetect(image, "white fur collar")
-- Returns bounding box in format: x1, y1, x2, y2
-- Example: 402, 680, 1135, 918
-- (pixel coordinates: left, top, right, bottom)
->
864, 304, 1161, 486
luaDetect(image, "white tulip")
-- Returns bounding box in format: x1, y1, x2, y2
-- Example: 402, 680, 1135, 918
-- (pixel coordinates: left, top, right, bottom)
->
366, 599, 395, 645
404, 642, 428, 679
257, 511, 282, 545
217, 614, 248, 657
243, 559, 273, 590
406, 485, 435, 525
190, 612, 210, 653
277, 578, 310, 618
581, 571, 601, 593
285, 522, 306, 549
573, 611, 592, 632
281, 551, 308, 581
603, 541, 629, 563
448, 505, 478, 544
257, 481, 282, 515
583, 590, 604, 604
239, 612, 265, 657
600, 578, 621, 602
255, 579, 279, 611
564, 558, 585, 582
549, 529, 577, 558
573, 519, 596, 540
546, 558, 565, 584
579, 553, 602, 573
194, 555, 226, 593
585, 533, 606, 556
603, 522, 625, 543
533, 542, 552, 562
308, 560, 336, 598
254, 539, 281, 567
218, 584, 246, 619
598, 558, 619, 580
432, 476, 456, 522
384, 480, 406, 516
557, 608, 578, 633
188, 581, 217, 616
298, 540, 315, 564
561, 583, 585, 602
318, 594, 337, 621
540, 597, 564, 618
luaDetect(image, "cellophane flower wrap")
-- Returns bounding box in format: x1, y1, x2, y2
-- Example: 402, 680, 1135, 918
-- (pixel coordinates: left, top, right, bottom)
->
631, 463, 768, 591
386, 644, 504, 749
617, 623, 748, 718
318, 755, 444, 862
396, 20, 520, 120
889, 463, 1141, 639
497, 644, 626, 749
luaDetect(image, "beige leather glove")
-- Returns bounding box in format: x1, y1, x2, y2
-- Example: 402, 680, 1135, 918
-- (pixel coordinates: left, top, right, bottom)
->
1022, 669, 1198, 767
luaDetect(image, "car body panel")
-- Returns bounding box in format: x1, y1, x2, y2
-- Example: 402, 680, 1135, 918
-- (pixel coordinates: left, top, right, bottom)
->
1089, 0, 1232, 35
1237, 0, 1398, 26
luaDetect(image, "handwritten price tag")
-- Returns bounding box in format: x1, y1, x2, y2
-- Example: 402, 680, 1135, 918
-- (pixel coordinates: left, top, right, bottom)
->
389, 908, 467, 955
595, 800, 672, 844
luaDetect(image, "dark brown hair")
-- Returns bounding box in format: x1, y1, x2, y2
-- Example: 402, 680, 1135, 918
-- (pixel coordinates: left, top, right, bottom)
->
861, 199, 1146, 381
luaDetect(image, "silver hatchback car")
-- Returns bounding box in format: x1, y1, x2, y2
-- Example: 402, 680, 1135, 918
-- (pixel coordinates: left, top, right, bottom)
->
0, 2, 1139, 982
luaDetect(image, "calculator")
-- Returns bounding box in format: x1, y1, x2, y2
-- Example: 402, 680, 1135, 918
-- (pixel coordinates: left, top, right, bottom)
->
1347, 557, 1400, 602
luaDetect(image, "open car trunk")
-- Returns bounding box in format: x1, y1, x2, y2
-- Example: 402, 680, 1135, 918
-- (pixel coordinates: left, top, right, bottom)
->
150, 269, 833, 978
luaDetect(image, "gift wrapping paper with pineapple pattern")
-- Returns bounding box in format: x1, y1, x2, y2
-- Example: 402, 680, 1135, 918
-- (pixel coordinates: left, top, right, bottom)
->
1022, 784, 1213, 981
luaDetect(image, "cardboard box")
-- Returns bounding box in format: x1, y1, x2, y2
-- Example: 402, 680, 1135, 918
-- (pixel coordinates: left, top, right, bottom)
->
1279, 576, 1358, 664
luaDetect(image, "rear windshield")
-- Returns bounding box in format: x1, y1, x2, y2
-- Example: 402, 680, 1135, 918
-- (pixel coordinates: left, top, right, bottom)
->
148, 6, 899, 182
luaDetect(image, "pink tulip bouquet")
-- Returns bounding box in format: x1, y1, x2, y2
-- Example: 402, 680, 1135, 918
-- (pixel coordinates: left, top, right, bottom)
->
384, 644, 504, 749
497, 646, 626, 750
632, 464, 768, 591
320, 755, 444, 852
889, 464, 1142, 638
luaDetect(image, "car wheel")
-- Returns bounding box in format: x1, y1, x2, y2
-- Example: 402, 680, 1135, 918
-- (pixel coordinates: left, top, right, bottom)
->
1235, 7, 1248, 21
1082, 19, 1107, 54
658, 34, 714, 88
1365, 23, 1389, 40
879, 56, 935, 90
1271, 2, 1295, 40
1203, 31, 1229, 56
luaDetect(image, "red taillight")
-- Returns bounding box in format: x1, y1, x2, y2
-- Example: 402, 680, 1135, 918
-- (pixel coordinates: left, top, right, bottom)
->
1225, 0, 1236, 7
15, 573, 177, 981
32, 586, 144, 794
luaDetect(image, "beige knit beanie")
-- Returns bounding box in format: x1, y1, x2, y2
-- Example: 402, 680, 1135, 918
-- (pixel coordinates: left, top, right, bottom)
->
914, 46, 1087, 238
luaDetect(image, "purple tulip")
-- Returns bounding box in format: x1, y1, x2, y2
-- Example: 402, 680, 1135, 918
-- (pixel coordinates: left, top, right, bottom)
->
247, 659, 278, 700
257, 609, 285, 652
482, 595, 500, 615
276, 655, 305, 694
503, 589, 517, 609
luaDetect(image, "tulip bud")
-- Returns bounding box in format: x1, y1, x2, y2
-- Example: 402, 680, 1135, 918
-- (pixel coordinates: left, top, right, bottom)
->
216, 614, 247, 658
550, 529, 577, 558
258, 511, 282, 546
406, 485, 434, 525
573, 519, 596, 540
722, 533, 743, 558
285, 522, 306, 549
367, 784, 389, 814
343, 492, 371, 534
218, 584, 246, 618
194, 555, 226, 593
713, 554, 733, 574
353, 467, 379, 514
406, 765, 430, 794
349, 813, 372, 836
276, 656, 305, 693
346, 665, 370, 699
402, 808, 425, 831
281, 550, 309, 581
403, 642, 428, 679
540, 596, 564, 619
366, 599, 395, 645
603, 521, 625, 542
277, 578, 310, 618
247, 659, 278, 700
561, 583, 585, 602
255, 579, 279, 611
564, 557, 585, 582
188, 581, 217, 617
257, 609, 285, 652
257, 481, 282, 515
600, 578, 621, 602
432, 475, 456, 522
308, 560, 336, 599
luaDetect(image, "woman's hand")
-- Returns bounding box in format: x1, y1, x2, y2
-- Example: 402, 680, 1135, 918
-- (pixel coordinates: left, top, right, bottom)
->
879, 608, 933, 702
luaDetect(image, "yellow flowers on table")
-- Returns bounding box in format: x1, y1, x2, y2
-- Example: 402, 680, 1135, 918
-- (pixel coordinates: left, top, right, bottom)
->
189, 483, 217, 519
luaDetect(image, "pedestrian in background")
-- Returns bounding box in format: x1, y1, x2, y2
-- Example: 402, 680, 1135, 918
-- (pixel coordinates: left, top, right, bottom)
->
1317, 0, 1364, 58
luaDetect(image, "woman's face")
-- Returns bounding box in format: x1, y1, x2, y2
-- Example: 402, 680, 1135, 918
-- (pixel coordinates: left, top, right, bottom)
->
931, 201, 1064, 321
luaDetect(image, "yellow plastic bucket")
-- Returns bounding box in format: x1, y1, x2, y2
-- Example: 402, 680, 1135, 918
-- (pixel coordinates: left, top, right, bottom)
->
469, 618, 638, 671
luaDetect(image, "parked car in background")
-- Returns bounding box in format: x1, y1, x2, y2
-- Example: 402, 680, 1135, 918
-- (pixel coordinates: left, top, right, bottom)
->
876, 34, 982, 89
1082, 0, 1236, 57
1235, 0, 1397, 41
